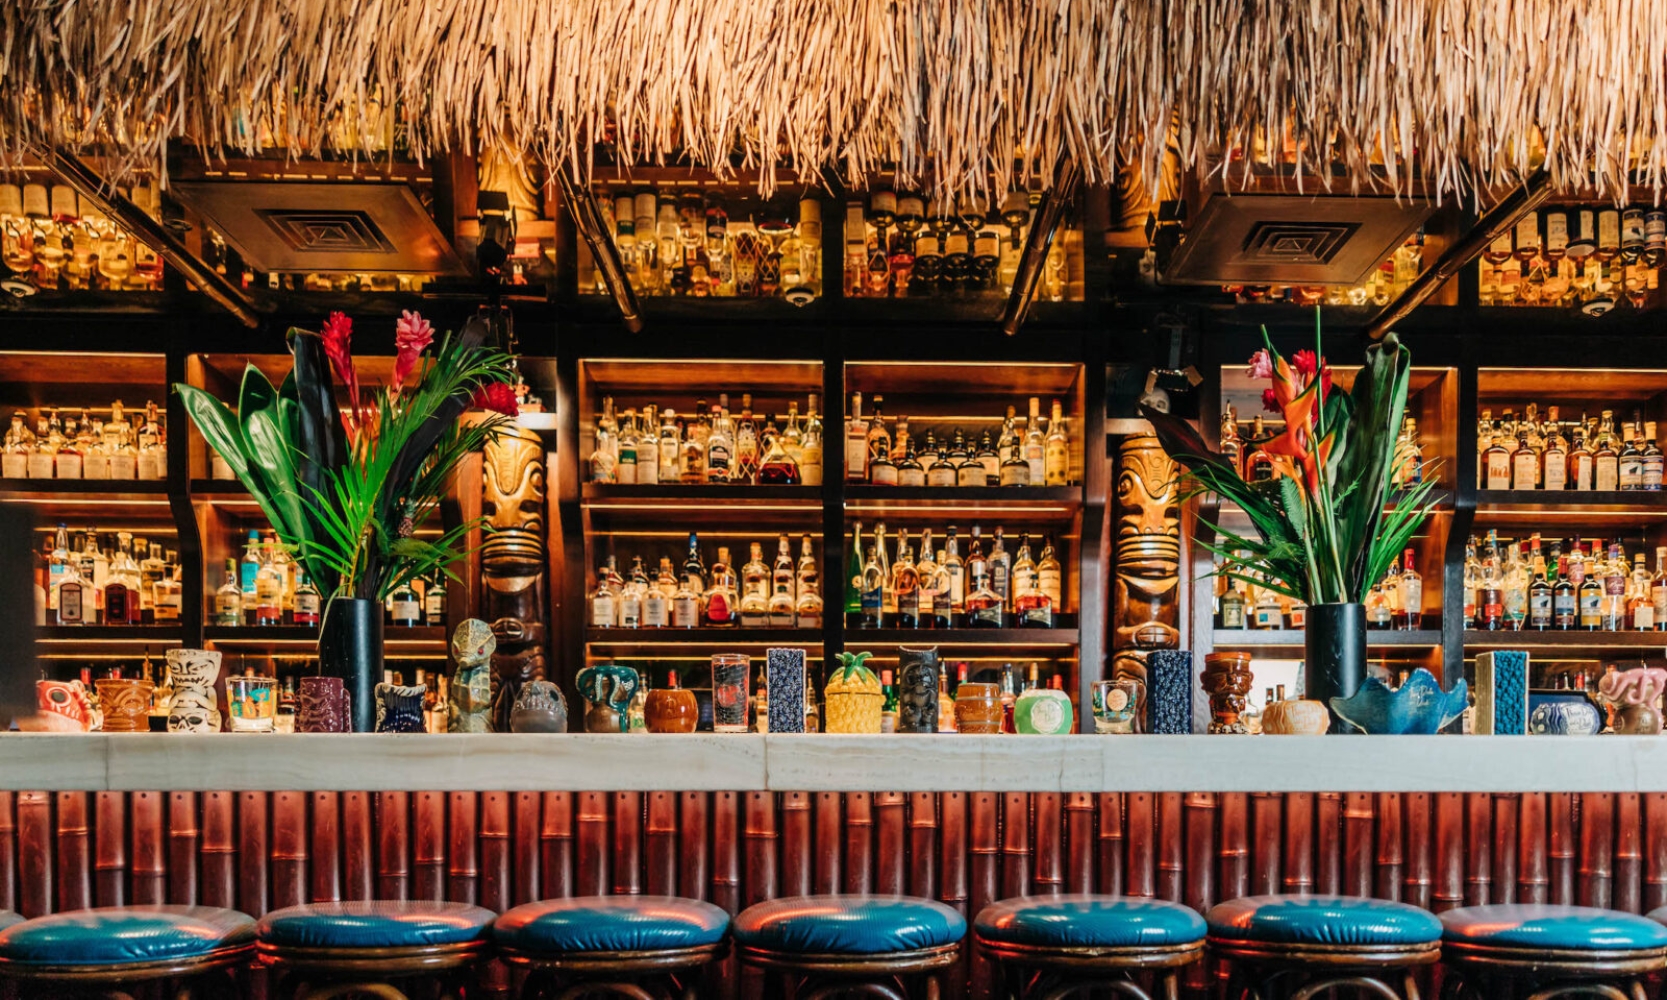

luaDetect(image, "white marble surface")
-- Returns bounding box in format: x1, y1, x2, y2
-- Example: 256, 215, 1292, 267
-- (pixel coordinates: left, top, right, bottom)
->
3, 733, 1666, 792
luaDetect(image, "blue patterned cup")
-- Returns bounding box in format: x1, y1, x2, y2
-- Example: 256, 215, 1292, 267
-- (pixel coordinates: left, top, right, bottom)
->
375, 682, 427, 733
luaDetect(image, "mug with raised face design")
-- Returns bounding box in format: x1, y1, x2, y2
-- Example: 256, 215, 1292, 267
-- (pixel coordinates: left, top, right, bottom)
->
297, 676, 351, 733
32, 680, 92, 732
95, 679, 155, 733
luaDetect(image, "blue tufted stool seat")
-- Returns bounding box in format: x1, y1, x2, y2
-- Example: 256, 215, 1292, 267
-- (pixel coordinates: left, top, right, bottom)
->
734, 894, 966, 999
0, 905, 254, 995
257, 900, 496, 1000
1441, 904, 1667, 999
492, 896, 729, 998
974, 895, 1206, 999
1206, 895, 1441, 1000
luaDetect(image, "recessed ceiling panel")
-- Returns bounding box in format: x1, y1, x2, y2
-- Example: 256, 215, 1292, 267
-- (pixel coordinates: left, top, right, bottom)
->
1164, 194, 1434, 286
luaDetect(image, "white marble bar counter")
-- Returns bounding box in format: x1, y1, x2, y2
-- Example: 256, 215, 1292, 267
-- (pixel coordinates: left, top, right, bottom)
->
2, 733, 1665, 793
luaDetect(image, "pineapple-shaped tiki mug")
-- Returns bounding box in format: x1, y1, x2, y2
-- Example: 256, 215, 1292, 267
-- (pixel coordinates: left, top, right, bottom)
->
824, 652, 883, 734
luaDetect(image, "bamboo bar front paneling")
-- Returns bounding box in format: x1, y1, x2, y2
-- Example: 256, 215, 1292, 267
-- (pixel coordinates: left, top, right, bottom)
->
0, 789, 1659, 997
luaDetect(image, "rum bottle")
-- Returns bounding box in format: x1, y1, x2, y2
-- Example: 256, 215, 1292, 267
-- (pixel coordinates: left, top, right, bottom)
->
1397, 548, 1423, 630
1594, 412, 1620, 491
1024, 397, 1046, 484
891, 532, 920, 628
768, 535, 796, 627
845, 392, 868, 482
799, 395, 824, 486
1044, 399, 1069, 485
705, 546, 737, 627
860, 544, 884, 628
294, 570, 321, 627
794, 535, 823, 629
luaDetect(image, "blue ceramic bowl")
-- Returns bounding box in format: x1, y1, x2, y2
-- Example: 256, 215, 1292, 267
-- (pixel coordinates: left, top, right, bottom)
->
1330, 668, 1468, 735
1528, 692, 1603, 735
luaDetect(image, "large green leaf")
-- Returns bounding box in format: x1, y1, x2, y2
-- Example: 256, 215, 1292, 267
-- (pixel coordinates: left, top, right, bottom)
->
1333, 333, 1412, 597
173, 382, 292, 541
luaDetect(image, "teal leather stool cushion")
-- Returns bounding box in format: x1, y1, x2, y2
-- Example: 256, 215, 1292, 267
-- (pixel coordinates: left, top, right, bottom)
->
1448, 904, 1667, 951
0, 912, 19, 933
495, 896, 729, 954
734, 895, 966, 955
976, 895, 1206, 949
0, 905, 254, 966
258, 901, 496, 950
1207, 895, 1441, 947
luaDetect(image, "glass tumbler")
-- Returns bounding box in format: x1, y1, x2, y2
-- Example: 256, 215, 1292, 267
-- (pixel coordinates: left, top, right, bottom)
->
711, 654, 751, 733
226, 676, 280, 732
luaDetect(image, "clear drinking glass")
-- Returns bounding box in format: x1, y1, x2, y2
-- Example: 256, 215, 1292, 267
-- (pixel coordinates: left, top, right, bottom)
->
1092, 679, 1141, 734
711, 654, 750, 733
226, 676, 280, 732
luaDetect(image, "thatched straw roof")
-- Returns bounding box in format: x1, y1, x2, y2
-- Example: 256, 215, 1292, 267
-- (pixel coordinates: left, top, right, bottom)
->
4, 0, 1664, 202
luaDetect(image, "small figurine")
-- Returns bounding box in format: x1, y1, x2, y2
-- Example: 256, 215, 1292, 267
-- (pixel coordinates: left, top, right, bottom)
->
25, 679, 93, 732
449, 619, 496, 733
1598, 666, 1667, 735
511, 680, 569, 733
575, 664, 640, 733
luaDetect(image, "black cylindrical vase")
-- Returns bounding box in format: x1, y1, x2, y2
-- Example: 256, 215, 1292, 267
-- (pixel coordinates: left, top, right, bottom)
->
896, 645, 940, 733
320, 597, 383, 733
1304, 601, 1365, 734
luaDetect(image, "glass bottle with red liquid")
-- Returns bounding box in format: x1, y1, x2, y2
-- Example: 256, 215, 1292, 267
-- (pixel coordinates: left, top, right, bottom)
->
758, 423, 801, 484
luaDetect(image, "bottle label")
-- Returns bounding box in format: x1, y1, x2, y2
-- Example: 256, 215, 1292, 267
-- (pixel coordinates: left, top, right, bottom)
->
1512, 452, 1538, 490
897, 587, 919, 619
391, 598, 419, 622
59, 583, 83, 623
705, 591, 732, 624
1483, 588, 1503, 622
672, 595, 699, 627
869, 461, 898, 486
637, 451, 658, 484
590, 452, 616, 483
27, 454, 53, 478
1045, 441, 1069, 484
706, 444, 731, 480
1221, 603, 1245, 628
946, 565, 965, 607
591, 595, 615, 627
971, 603, 1002, 627
1038, 568, 1062, 604
296, 592, 320, 616
918, 587, 935, 618
1646, 458, 1664, 490
1656, 585, 1667, 626
898, 467, 925, 487
1572, 454, 1594, 490
1580, 591, 1603, 624
861, 585, 882, 615
956, 464, 983, 487
1001, 462, 1030, 487
1486, 452, 1511, 489
642, 595, 668, 627
846, 429, 867, 480
616, 449, 637, 484
619, 598, 640, 629
1596, 457, 1619, 492
927, 466, 957, 487
800, 445, 823, 486
1621, 458, 1643, 489
1021, 603, 1053, 626
992, 563, 1010, 603
1255, 605, 1282, 628
423, 592, 443, 622
1546, 214, 1569, 252
1543, 453, 1567, 490
1530, 591, 1553, 626
1637, 604, 1656, 631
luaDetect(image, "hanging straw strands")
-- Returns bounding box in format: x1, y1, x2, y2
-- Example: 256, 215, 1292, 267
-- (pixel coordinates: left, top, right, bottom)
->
4, 0, 1667, 202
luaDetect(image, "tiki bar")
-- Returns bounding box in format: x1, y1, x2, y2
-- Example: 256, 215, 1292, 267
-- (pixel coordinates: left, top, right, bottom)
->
7, 5, 1667, 999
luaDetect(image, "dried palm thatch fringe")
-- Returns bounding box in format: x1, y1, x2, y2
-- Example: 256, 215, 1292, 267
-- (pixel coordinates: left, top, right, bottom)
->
3, 0, 1666, 203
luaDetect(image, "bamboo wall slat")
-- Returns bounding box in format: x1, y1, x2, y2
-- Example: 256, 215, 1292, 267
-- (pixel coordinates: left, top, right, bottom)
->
10, 789, 1667, 998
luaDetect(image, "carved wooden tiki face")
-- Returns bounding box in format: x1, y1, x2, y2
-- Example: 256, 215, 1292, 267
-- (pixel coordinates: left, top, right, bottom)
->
1113, 433, 1181, 656
482, 424, 547, 578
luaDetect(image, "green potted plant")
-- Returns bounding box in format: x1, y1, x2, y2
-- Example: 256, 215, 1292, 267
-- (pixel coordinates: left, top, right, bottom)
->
1141, 315, 1439, 729
176, 311, 517, 731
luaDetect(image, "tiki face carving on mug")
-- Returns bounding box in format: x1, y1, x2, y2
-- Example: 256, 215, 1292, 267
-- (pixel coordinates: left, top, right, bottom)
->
297, 676, 352, 733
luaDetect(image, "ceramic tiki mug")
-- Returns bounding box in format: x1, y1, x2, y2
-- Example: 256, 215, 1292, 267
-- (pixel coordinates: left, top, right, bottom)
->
824, 652, 882, 734
576, 664, 641, 733
297, 676, 352, 733
895, 646, 940, 734
95, 678, 154, 733
449, 619, 496, 733
645, 675, 699, 734
164, 648, 221, 689
165, 649, 222, 734
1015, 688, 1074, 735
954, 682, 1003, 734
375, 683, 428, 733
510, 680, 569, 733
1202, 652, 1254, 734
1261, 699, 1331, 735
31, 679, 92, 732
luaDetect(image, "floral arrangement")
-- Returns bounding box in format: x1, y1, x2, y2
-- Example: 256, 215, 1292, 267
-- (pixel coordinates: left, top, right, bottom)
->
176, 311, 518, 604
1142, 316, 1439, 607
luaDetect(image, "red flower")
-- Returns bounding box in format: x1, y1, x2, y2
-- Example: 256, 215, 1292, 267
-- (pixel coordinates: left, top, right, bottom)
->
1261, 388, 1280, 414
1291, 349, 1320, 378
392, 310, 434, 392
471, 381, 519, 416
320, 311, 362, 442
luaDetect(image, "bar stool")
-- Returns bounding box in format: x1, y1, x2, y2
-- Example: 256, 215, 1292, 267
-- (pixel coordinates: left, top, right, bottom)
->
974, 894, 1206, 999
733, 894, 966, 999
256, 900, 496, 999
492, 895, 729, 998
1441, 903, 1667, 999
1205, 894, 1442, 1000
0, 904, 255, 998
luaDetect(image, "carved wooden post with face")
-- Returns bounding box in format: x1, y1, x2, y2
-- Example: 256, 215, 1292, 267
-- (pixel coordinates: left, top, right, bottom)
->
1112, 433, 1181, 692
481, 423, 550, 733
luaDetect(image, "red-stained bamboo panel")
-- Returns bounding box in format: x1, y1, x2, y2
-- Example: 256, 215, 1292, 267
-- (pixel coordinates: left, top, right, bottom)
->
236, 792, 268, 916
1376, 793, 1403, 902
16, 793, 50, 917
1001, 792, 1032, 902
575, 792, 608, 898
907, 793, 937, 901
449, 792, 480, 903
271, 791, 308, 910
1404, 793, 1433, 911
513, 792, 542, 905
645, 791, 680, 897
678, 792, 707, 903
376, 791, 410, 901
480, 792, 511, 913
1218, 793, 1249, 904
968, 793, 1000, 1000
131, 791, 164, 907
1283, 794, 1314, 896
1097, 794, 1125, 897
1551, 793, 1576, 905
940, 792, 968, 914
813, 792, 841, 895
1433, 793, 1464, 913
1033, 793, 1063, 897
1519, 792, 1549, 905
1615, 794, 1643, 915
843, 793, 873, 895
1156, 793, 1183, 903
1125, 793, 1155, 898
1581, 793, 1615, 909
612, 792, 642, 897
200, 792, 235, 909
1464, 793, 1492, 907
875, 792, 907, 897
1645, 795, 1667, 913
1342, 792, 1373, 899
542, 792, 574, 900
1315, 792, 1343, 896
1251, 792, 1282, 897
310, 792, 341, 903
709, 792, 740, 1000
54, 793, 89, 914
413, 791, 446, 902
743, 792, 778, 907
1491, 794, 1517, 905
93, 792, 126, 908
168, 792, 199, 906
342, 792, 373, 901
1065, 793, 1095, 895
1182, 793, 1215, 913
0, 792, 16, 914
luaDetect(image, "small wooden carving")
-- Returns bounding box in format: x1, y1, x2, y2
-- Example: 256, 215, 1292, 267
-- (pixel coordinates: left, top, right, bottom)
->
482, 423, 550, 733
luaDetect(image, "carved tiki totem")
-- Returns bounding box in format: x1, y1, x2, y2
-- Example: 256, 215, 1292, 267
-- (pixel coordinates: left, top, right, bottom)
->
482, 422, 551, 733
1112, 433, 1182, 692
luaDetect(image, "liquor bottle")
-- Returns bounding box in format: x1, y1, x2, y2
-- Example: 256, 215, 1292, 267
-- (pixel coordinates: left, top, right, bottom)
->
1653, 547, 1667, 631
1542, 411, 1568, 490
1569, 428, 1594, 490
285, 568, 318, 627
768, 536, 796, 627
965, 549, 1003, 627
734, 394, 761, 484
799, 395, 824, 486
1253, 580, 1284, 629
680, 409, 706, 484
1645, 422, 1664, 490
845, 522, 864, 627
80, 412, 109, 480
615, 408, 639, 484
1484, 423, 1511, 490
107, 402, 136, 480
846, 391, 868, 482
1247, 416, 1274, 482
868, 437, 898, 485
860, 544, 884, 628
214, 558, 242, 627
1480, 532, 1504, 630
138, 538, 164, 623
880, 670, 898, 733
1603, 542, 1628, 630
989, 527, 1012, 616
927, 435, 957, 487
77, 532, 106, 622
948, 430, 978, 488
1219, 579, 1249, 629
682, 531, 707, 605
52, 410, 82, 479
1044, 400, 1069, 485
758, 420, 801, 484
1553, 550, 1576, 630
248, 541, 281, 626
1594, 411, 1620, 491
1397, 548, 1423, 630
1510, 431, 1539, 491
1630, 554, 1655, 630
1036, 535, 1063, 618
589, 565, 618, 627
705, 546, 737, 626
1024, 397, 1047, 485
590, 396, 618, 483
937, 669, 957, 732
916, 530, 942, 629
897, 438, 925, 487
706, 399, 734, 483
1366, 572, 1392, 630
975, 430, 999, 485
239, 529, 261, 608
739, 542, 770, 627
1220, 404, 1243, 477
420, 573, 445, 627
671, 571, 700, 628
1528, 542, 1553, 630
153, 552, 182, 624
642, 561, 670, 628
794, 535, 823, 629
56, 549, 86, 625
891, 532, 920, 628
942, 527, 966, 622
874, 522, 893, 623
1620, 418, 1644, 491
1460, 534, 1479, 628
1502, 542, 1528, 631
1578, 544, 1604, 630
